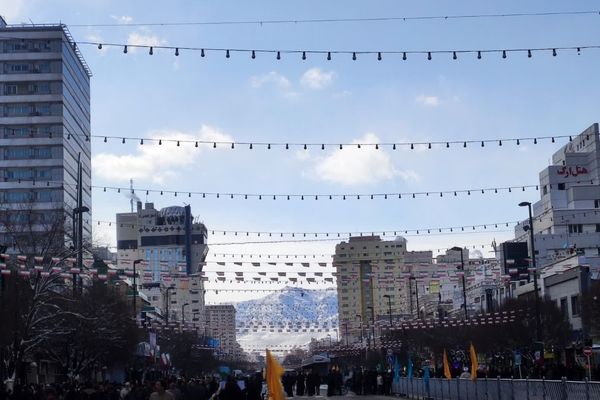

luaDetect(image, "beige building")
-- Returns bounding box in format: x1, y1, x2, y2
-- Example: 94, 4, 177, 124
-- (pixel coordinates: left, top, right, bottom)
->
334, 236, 433, 345
205, 304, 242, 360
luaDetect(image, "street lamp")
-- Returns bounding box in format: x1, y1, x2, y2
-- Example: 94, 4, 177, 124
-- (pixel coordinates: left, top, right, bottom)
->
132, 259, 144, 318
355, 314, 364, 344
182, 302, 190, 326
165, 286, 176, 324
367, 306, 376, 349
383, 294, 393, 333
519, 201, 542, 342
71, 205, 89, 296
450, 246, 468, 320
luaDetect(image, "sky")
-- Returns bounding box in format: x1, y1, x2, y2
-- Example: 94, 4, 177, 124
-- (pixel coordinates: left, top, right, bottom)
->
3, 0, 600, 302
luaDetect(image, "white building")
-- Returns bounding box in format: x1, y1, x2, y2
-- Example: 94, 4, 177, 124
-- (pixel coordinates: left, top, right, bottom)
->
514, 123, 600, 275
205, 304, 242, 360
0, 18, 92, 250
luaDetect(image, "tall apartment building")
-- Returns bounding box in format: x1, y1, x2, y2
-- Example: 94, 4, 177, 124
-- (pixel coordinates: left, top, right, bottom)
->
116, 202, 208, 277
116, 202, 208, 325
334, 236, 432, 345
0, 18, 92, 250
513, 123, 600, 275
205, 304, 242, 360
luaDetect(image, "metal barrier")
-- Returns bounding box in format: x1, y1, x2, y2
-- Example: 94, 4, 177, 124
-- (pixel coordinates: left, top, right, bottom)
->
391, 377, 600, 400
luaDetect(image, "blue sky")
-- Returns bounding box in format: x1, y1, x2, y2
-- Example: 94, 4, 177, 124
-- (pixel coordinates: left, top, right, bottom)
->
4, 1, 600, 301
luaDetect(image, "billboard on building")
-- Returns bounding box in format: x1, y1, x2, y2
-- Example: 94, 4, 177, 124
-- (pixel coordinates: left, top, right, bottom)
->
502, 242, 530, 282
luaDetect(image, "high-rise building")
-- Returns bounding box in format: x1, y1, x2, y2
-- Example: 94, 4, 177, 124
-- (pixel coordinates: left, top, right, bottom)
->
334, 236, 432, 345
513, 123, 600, 275
205, 304, 242, 360
0, 18, 92, 251
116, 202, 208, 277
116, 202, 208, 325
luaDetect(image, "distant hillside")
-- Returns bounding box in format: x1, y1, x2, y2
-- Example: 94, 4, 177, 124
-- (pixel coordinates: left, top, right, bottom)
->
235, 286, 338, 350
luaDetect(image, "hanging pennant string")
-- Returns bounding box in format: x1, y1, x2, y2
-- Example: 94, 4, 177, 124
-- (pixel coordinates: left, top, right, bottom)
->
66, 10, 600, 28
76, 40, 598, 61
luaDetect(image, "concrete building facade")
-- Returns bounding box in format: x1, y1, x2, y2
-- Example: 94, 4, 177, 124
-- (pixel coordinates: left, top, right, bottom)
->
116, 202, 208, 327
205, 304, 242, 360
514, 123, 600, 274
334, 236, 437, 345
0, 19, 92, 250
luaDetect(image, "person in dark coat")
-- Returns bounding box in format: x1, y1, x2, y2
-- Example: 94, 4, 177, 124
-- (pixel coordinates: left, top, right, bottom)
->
295, 372, 305, 396
219, 377, 243, 400
282, 373, 295, 398
246, 374, 262, 400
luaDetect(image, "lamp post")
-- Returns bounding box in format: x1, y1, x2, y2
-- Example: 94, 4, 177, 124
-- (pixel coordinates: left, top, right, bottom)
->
367, 306, 376, 349
383, 294, 393, 334
182, 302, 189, 326
71, 205, 89, 296
132, 259, 144, 318
408, 277, 415, 319
165, 286, 176, 324
450, 246, 468, 320
343, 323, 349, 346
355, 314, 364, 345
519, 201, 542, 342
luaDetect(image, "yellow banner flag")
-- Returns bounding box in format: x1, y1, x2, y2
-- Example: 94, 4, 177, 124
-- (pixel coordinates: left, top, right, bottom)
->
266, 349, 285, 400
470, 342, 478, 381
443, 349, 452, 379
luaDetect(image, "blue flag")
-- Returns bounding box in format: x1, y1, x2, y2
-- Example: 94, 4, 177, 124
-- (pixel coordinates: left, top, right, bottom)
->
407, 354, 413, 381
393, 356, 400, 384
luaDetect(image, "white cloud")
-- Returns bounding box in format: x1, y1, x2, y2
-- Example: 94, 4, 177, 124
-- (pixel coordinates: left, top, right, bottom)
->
300, 68, 335, 89
295, 149, 310, 161
1, 0, 26, 21
110, 15, 133, 24
92, 125, 233, 184
313, 133, 420, 186
250, 71, 291, 89
416, 95, 440, 107
127, 31, 167, 52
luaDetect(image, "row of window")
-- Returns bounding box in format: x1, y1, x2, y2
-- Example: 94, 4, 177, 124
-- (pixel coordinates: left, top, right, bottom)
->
3, 103, 58, 117
3, 146, 55, 160
2, 61, 54, 74
2, 125, 61, 138
2, 40, 57, 53
4, 82, 59, 96
567, 224, 600, 233
1, 190, 58, 203
3, 167, 56, 181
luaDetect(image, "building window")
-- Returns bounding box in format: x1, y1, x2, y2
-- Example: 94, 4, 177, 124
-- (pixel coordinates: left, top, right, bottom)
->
557, 183, 566, 190
568, 224, 583, 234
543, 185, 548, 195
560, 297, 568, 318
571, 295, 580, 316
595, 199, 600, 209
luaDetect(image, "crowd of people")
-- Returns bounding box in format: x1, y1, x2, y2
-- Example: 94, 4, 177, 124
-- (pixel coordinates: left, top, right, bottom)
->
0, 375, 265, 400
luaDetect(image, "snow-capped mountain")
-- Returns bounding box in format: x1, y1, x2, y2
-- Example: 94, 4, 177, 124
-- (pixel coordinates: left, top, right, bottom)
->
235, 286, 338, 350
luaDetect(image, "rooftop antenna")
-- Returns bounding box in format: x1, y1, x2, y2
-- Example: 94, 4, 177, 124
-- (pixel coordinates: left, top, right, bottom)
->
130, 178, 134, 212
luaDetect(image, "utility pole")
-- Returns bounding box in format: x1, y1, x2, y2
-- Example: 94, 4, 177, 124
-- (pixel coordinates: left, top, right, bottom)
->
519, 201, 542, 341
132, 259, 143, 318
